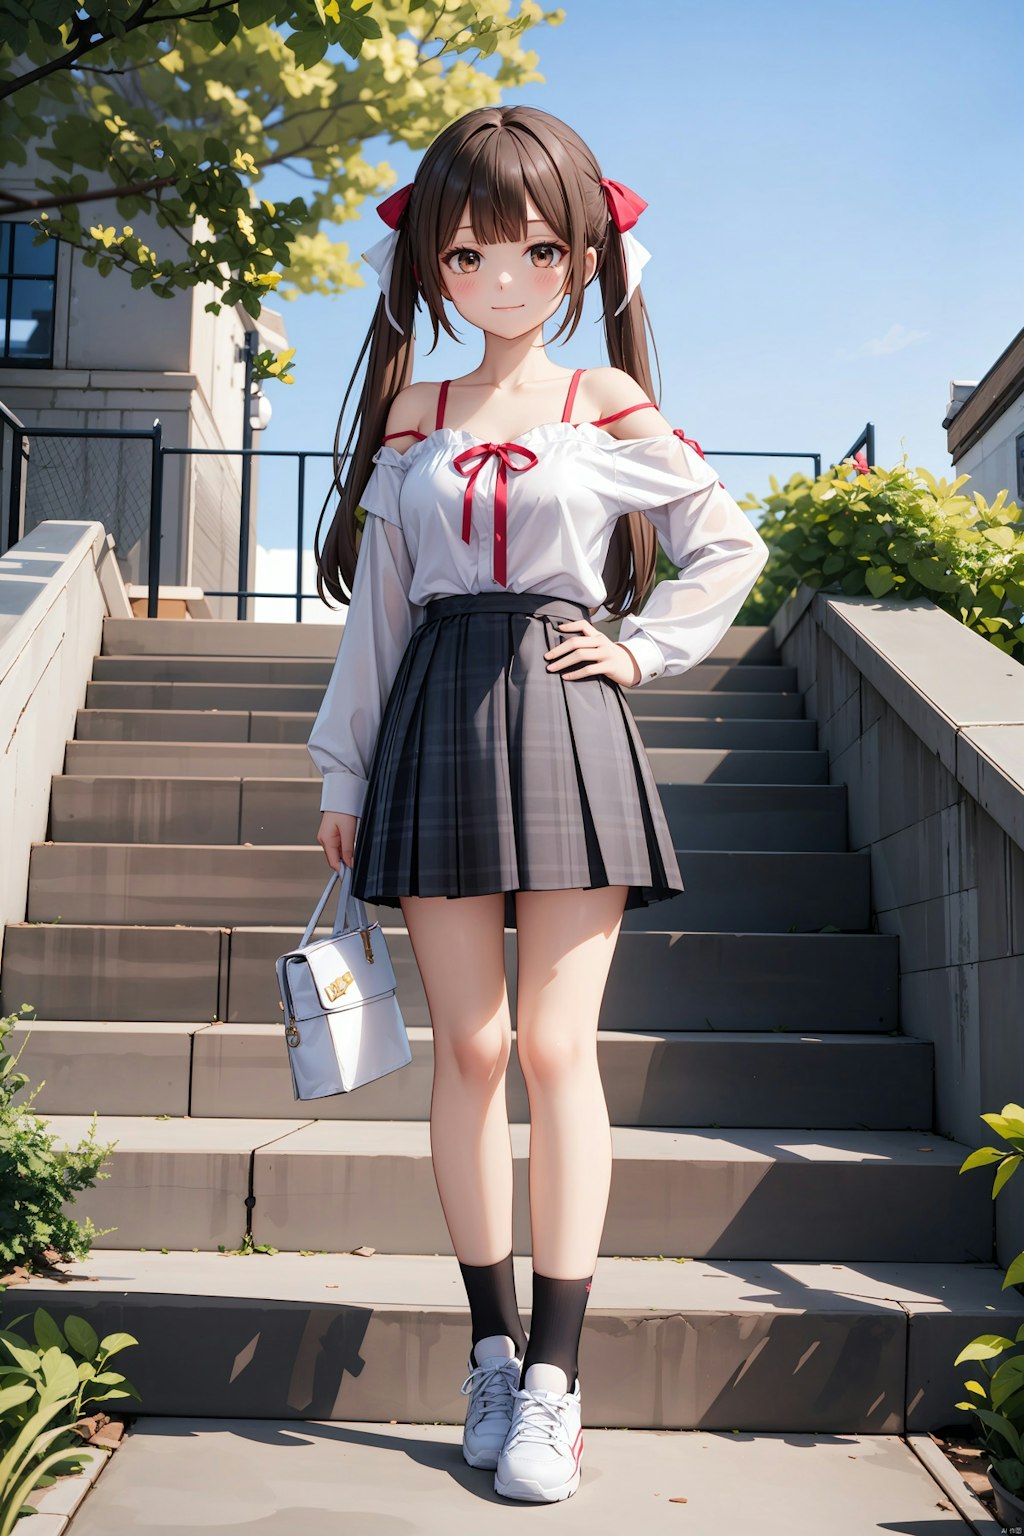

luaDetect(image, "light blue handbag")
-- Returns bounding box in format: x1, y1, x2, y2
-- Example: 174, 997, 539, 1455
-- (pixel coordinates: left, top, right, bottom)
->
275, 864, 411, 1100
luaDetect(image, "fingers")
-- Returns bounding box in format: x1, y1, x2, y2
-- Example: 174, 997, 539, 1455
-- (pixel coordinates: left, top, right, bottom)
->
318, 817, 355, 873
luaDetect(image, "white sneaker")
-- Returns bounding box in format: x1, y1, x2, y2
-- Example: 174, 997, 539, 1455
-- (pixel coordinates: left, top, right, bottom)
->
460, 1350, 524, 1469
494, 1371, 583, 1502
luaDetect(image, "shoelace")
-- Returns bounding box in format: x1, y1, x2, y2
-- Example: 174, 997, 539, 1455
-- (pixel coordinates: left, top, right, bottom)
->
503, 1383, 576, 1451
459, 1358, 520, 1422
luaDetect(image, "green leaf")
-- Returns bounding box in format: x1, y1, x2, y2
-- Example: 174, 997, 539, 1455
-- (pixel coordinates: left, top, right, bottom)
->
954, 1334, 1018, 1364
210, 8, 241, 44
994, 1156, 1023, 1198
960, 1146, 1006, 1173
990, 1354, 1024, 1409
906, 556, 963, 593
32, 1310, 66, 1354
64, 1314, 99, 1361
96, 1332, 136, 1361
865, 566, 896, 597
972, 1406, 1022, 1457
287, 29, 329, 66
0, 1381, 36, 1414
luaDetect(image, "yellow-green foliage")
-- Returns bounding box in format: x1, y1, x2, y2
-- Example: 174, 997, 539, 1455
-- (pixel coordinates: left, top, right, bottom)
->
1, 0, 565, 378
733, 454, 1024, 658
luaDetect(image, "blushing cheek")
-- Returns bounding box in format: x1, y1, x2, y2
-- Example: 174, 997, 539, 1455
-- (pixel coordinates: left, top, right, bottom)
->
447, 274, 477, 303
532, 268, 564, 300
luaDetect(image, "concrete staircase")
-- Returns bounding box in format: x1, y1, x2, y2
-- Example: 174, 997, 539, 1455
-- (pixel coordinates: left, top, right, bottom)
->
3, 615, 1021, 1433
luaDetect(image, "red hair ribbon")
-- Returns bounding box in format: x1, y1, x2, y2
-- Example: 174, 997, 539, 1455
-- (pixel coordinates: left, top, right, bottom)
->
375, 181, 420, 288
452, 442, 539, 587
673, 427, 726, 490
599, 178, 647, 232
376, 181, 414, 229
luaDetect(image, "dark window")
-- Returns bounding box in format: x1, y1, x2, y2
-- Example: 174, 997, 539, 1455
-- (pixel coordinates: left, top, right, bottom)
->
1017, 431, 1024, 505
0, 221, 58, 367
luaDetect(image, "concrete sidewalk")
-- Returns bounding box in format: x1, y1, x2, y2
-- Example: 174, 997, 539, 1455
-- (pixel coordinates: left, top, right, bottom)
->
59, 1417, 998, 1534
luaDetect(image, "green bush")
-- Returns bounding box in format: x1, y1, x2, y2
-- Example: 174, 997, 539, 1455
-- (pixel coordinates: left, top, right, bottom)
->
955, 1103, 1024, 1494
733, 453, 1024, 657
0, 1006, 119, 1270
0, 1306, 140, 1533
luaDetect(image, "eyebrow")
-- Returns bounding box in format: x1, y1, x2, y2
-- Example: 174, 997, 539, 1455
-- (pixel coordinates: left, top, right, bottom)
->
452, 220, 555, 235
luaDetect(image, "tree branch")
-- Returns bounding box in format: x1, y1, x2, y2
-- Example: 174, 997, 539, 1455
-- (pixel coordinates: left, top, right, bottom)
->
0, 173, 178, 214
1, 0, 236, 100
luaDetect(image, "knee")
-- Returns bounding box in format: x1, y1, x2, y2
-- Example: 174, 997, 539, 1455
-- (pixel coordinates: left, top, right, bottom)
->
436, 1015, 512, 1085
516, 1018, 591, 1088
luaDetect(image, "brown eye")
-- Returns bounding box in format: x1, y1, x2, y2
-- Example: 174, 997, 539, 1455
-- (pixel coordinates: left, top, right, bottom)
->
442, 248, 480, 275
529, 242, 566, 268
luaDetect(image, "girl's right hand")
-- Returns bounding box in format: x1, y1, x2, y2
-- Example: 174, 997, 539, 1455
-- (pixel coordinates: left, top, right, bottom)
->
318, 810, 358, 871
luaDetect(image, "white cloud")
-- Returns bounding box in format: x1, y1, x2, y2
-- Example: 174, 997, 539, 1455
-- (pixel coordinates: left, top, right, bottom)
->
836, 321, 929, 361
254, 545, 347, 625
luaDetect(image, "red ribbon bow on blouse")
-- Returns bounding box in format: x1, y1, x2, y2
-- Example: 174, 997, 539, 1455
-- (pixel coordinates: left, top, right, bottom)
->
452, 442, 539, 587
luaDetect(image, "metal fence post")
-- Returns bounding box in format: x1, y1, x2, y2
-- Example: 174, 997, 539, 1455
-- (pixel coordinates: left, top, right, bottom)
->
148, 418, 163, 618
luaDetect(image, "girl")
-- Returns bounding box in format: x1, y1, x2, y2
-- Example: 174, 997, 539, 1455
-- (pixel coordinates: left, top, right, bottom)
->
307, 104, 769, 1505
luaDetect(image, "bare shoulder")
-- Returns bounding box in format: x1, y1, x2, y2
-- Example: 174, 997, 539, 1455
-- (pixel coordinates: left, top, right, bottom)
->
379, 381, 438, 453
582, 366, 672, 441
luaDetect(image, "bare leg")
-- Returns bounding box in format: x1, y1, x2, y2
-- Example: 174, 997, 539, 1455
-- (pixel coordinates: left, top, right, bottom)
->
513, 884, 628, 1276
399, 890, 513, 1264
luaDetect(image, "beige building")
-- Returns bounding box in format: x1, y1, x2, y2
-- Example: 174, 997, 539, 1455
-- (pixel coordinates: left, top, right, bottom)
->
943, 324, 1024, 508
0, 154, 288, 617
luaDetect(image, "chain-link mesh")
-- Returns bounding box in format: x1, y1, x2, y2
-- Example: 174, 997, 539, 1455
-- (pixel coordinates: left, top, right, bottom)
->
22, 432, 153, 579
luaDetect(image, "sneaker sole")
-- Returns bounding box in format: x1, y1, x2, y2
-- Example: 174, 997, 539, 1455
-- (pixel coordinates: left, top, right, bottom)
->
494, 1467, 581, 1501
463, 1441, 501, 1470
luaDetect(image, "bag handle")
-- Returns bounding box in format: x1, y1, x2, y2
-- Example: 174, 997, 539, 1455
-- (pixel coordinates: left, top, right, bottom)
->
300, 863, 373, 949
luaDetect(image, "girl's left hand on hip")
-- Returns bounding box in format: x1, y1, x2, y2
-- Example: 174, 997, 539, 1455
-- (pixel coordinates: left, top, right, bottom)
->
544, 618, 641, 688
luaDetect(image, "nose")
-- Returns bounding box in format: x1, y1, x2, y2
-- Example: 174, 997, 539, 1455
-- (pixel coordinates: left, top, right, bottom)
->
496, 269, 513, 287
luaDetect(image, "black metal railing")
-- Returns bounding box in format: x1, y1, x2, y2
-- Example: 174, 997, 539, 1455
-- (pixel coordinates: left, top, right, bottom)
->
834, 422, 875, 473
160, 445, 335, 623
0, 397, 29, 553
1, 414, 164, 613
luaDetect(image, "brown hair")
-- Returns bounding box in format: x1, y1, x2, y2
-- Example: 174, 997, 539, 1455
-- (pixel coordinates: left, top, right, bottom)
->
312, 104, 665, 612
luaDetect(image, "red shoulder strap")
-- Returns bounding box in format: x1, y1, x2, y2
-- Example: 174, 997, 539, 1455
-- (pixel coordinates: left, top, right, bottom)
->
590, 400, 658, 428
435, 379, 450, 432
382, 429, 427, 443
561, 367, 585, 423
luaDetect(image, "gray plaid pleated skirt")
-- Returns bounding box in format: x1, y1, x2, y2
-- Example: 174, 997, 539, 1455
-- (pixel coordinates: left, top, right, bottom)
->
350, 589, 684, 928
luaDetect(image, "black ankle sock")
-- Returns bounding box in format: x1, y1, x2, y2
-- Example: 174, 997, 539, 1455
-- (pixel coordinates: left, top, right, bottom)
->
458, 1252, 528, 1366
519, 1269, 593, 1390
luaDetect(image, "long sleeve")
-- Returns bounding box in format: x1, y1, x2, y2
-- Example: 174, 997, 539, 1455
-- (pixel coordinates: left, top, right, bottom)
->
610, 433, 770, 686
307, 449, 423, 816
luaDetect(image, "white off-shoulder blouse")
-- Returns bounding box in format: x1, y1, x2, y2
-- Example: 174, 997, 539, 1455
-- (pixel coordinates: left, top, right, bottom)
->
308, 398, 770, 817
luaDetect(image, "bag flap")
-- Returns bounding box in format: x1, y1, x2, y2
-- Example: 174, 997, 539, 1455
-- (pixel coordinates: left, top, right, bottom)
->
298, 922, 397, 1012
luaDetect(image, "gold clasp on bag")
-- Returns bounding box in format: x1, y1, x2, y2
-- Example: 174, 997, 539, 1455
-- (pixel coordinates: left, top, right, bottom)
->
285, 1021, 300, 1047
324, 970, 355, 1002
360, 927, 374, 963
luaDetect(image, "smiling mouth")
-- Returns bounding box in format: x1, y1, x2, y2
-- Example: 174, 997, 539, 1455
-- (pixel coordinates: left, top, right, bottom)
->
492, 304, 524, 310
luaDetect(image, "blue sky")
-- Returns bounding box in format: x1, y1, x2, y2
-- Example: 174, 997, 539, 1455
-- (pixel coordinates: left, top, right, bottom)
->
251, 0, 1023, 609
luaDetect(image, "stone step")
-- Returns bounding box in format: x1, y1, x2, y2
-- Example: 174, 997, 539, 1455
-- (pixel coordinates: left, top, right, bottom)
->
49, 777, 849, 851
91, 652, 800, 693
41, 1417, 987, 1535
99, 616, 781, 664
1, 926, 898, 1029
75, 700, 810, 740
62, 734, 835, 780
22, 842, 871, 930
1, 1249, 1013, 1431
22, 1116, 992, 1261
10, 1022, 931, 1127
